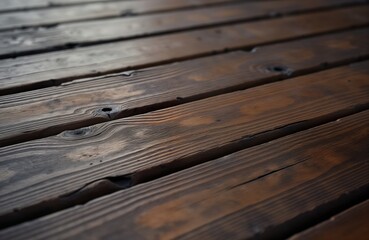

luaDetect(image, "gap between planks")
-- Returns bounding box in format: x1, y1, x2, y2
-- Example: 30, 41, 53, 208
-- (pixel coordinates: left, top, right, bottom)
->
0, 28, 368, 147
0, 0, 233, 13
0, 0, 242, 31
0, 61, 368, 229
289, 200, 369, 240
0, 6, 368, 95
0, 110, 368, 239
0, 0, 366, 58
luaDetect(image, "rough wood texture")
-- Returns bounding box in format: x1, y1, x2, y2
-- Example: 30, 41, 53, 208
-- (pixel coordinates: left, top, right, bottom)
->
0, 61, 368, 227
0, 0, 368, 237
0, 0, 235, 31
0, 0, 147, 12
1, 6, 368, 94
0, 29, 368, 147
0, 0, 364, 57
290, 200, 369, 240
1, 110, 368, 240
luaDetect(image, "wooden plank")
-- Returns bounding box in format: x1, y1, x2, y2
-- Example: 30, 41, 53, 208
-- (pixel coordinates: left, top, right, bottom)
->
0, 0, 236, 31
0, 110, 368, 239
290, 200, 369, 240
0, 61, 368, 228
0, 28, 368, 147
0, 0, 364, 56
0, 0, 146, 12
0, 6, 368, 95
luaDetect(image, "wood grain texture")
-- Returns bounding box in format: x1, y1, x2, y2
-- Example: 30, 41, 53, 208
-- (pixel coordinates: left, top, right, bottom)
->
0, 0, 364, 57
1, 110, 368, 240
0, 61, 368, 227
0, 0, 236, 31
0, 0, 146, 12
1, 29, 368, 147
290, 200, 369, 240
1, 6, 368, 95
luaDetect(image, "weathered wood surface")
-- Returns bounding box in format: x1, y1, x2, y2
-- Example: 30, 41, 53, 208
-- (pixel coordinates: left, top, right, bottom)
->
0, 29, 368, 147
1, 110, 368, 240
0, 61, 368, 228
0, 0, 150, 12
290, 200, 369, 240
0, 0, 236, 31
1, 6, 368, 95
0, 0, 368, 237
0, 0, 365, 57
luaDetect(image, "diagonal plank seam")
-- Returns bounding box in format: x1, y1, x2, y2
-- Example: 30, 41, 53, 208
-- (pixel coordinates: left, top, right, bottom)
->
0, 0, 254, 14
1, 110, 368, 238
0, 0, 270, 30
289, 199, 369, 240
261, 181, 369, 239
3, 24, 369, 96
2, 56, 368, 147
2, 104, 368, 230
2, 1, 368, 58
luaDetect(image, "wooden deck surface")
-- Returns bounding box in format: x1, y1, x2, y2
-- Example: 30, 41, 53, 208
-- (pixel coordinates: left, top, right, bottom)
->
0, 0, 368, 239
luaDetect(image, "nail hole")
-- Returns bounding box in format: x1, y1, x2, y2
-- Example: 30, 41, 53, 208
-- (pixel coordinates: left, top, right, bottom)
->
267, 65, 293, 76
62, 127, 91, 138
269, 66, 286, 72
102, 107, 112, 112
176, 97, 183, 101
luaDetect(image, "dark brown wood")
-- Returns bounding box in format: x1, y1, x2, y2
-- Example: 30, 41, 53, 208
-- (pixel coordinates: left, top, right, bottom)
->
0, 61, 368, 227
0, 0, 364, 56
0, 110, 368, 240
0, 0, 367, 237
0, 0, 236, 31
0, 29, 368, 147
0, 6, 368, 94
290, 200, 369, 240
